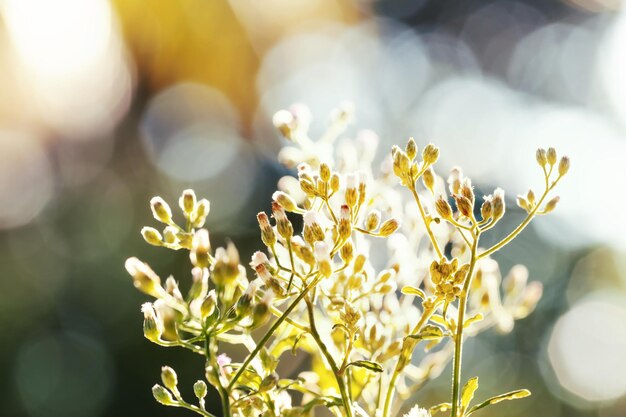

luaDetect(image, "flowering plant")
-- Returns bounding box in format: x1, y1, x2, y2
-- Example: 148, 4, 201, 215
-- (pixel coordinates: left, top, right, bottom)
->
125, 104, 569, 417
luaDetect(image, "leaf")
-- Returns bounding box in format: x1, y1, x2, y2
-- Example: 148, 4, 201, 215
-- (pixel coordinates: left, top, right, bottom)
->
429, 403, 452, 415
463, 313, 484, 329
406, 324, 444, 341
402, 286, 426, 299
466, 389, 531, 416
430, 314, 447, 326
461, 377, 479, 412
346, 360, 384, 373
302, 396, 343, 412
291, 333, 304, 355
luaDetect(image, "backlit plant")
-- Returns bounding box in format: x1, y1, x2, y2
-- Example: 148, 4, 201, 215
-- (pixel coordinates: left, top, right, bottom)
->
125, 104, 569, 417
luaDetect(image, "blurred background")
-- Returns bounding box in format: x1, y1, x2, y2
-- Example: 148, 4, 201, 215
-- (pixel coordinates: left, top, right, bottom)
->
1, 0, 625, 416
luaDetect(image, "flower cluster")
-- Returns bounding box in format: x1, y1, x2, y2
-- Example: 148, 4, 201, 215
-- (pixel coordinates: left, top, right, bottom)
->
125, 104, 569, 417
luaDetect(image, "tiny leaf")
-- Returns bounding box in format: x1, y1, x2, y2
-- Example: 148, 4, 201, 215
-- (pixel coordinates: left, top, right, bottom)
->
429, 403, 452, 415
402, 286, 426, 299
466, 389, 531, 416
347, 360, 383, 373
406, 325, 444, 341
461, 377, 479, 411
464, 313, 484, 328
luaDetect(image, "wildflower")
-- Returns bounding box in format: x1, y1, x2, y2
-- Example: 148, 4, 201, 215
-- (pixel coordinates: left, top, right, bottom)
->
404, 406, 431, 417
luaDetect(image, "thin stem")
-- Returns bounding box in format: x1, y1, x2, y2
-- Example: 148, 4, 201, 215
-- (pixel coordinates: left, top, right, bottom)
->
409, 186, 444, 259
450, 233, 479, 417
478, 176, 560, 259
306, 298, 354, 417
382, 302, 438, 417
177, 400, 217, 417
227, 274, 323, 391
204, 335, 231, 417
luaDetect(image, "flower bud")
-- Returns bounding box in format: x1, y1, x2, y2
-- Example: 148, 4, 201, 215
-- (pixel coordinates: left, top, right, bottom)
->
212, 243, 240, 286
192, 199, 211, 228
190, 229, 211, 268
141, 303, 163, 342
364, 210, 381, 231
547, 147, 557, 165
480, 199, 493, 221
454, 194, 473, 218
193, 380, 207, 400
526, 189, 536, 205
345, 174, 358, 207
273, 109, 296, 141
422, 143, 439, 165
379, 218, 400, 237
257, 212, 276, 248
152, 384, 175, 405
340, 240, 354, 264
543, 196, 560, 214
461, 178, 474, 204
353, 254, 366, 273
320, 163, 331, 182
422, 167, 435, 192
448, 167, 462, 195
272, 202, 293, 240
141, 227, 163, 246
435, 197, 453, 220
338, 205, 352, 240
200, 290, 217, 319
126, 257, 162, 297
314, 241, 332, 278
303, 211, 325, 243
161, 366, 179, 395
536, 148, 547, 167
150, 197, 173, 224
405, 137, 417, 160
516, 196, 530, 212
272, 191, 299, 213
179, 189, 196, 215
558, 156, 570, 176
163, 226, 178, 244
251, 291, 272, 328
330, 173, 341, 193
492, 188, 505, 221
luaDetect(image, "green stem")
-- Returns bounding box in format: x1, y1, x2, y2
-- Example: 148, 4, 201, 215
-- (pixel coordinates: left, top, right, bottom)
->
227, 274, 322, 391
204, 335, 231, 417
382, 302, 437, 417
306, 298, 354, 417
479, 175, 561, 259
450, 234, 479, 417
409, 186, 444, 259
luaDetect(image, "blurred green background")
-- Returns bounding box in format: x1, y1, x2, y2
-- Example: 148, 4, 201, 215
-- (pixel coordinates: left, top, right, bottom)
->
1, 0, 626, 416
